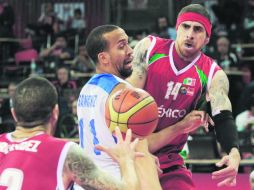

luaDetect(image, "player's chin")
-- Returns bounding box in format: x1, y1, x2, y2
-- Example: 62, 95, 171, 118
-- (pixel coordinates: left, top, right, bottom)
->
120, 67, 133, 79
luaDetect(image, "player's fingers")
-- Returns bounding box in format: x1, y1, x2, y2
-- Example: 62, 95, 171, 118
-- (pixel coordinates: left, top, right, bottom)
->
208, 116, 215, 126
95, 145, 107, 152
203, 122, 209, 132
125, 128, 132, 143
190, 110, 202, 118
135, 152, 145, 157
200, 111, 205, 121
216, 155, 229, 167
217, 177, 236, 187
131, 133, 144, 140
212, 170, 236, 180
228, 177, 237, 187
130, 138, 139, 150
115, 126, 123, 143
190, 115, 203, 123
212, 166, 236, 180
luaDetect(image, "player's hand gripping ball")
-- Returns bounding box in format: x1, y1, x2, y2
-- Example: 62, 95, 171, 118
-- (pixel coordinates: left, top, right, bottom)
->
105, 88, 158, 136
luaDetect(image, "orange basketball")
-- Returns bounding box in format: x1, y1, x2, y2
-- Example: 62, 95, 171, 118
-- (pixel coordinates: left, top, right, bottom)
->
105, 87, 158, 136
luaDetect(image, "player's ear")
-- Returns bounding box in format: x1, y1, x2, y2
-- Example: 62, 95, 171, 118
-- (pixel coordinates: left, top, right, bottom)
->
47, 104, 59, 135
98, 52, 110, 66
11, 108, 18, 122
52, 104, 59, 121
204, 36, 210, 46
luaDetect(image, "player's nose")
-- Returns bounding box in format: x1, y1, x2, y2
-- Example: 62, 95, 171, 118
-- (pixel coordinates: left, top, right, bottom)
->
127, 44, 133, 55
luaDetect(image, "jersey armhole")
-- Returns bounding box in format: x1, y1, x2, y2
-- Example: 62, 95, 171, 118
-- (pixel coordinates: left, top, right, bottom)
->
146, 36, 156, 65
56, 142, 76, 190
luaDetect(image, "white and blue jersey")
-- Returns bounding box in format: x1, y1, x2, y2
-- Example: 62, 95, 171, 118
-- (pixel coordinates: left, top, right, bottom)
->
77, 73, 130, 179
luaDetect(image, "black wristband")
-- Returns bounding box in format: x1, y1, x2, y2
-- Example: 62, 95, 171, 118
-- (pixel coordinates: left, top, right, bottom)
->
212, 110, 239, 154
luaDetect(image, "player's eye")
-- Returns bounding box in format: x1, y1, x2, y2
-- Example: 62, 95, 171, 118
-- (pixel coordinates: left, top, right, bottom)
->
194, 26, 203, 33
182, 23, 190, 29
118, 43, 126, 49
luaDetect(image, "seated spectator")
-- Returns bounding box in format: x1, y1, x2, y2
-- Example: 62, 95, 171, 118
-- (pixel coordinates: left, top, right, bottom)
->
37, 2, 58, 35
244, 0, 254, 28
52, 66, 77, 111
0, 82, 16, 133
66, 8, 86, 31
53, 66, 77, 96
72, 44, 95, 72
0, 0, 16, 60
58, 99, 78, 138
152, 16, 176, 40
214, 36, 239, 70
212, 36, 247, 115
40, 33, 74, 69
236, 96, 254, 132
52, 66, 77, 137
237, 80, 254, 115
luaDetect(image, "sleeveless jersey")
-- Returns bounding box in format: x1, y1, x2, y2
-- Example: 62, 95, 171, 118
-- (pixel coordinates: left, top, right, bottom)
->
145, 36, 221, 169
77, 73, 130, 179
0, 133, 73, 190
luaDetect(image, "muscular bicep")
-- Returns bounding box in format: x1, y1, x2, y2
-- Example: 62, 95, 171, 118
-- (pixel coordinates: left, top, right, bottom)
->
63, 143, 122, 190
208, 70, 232, 115
126, 37, 151, 88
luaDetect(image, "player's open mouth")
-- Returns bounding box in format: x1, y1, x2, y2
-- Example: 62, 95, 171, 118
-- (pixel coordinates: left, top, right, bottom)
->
124, 60, 132, 65
185, 42, 193, 48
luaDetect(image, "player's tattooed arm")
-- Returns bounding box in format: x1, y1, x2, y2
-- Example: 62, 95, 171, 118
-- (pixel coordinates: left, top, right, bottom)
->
63, 143, 124, 190
126, 37, 151, 88
208, 70, 232, 115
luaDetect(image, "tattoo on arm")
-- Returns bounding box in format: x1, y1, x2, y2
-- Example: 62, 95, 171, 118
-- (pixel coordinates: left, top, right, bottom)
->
64, 144, 122, 190
132, 37, 151, 72
126, 38, 151, 88
208, 70, 232, 115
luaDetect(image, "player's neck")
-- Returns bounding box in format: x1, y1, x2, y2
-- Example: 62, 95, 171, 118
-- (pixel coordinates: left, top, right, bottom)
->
96, 67, 121, 79
11, 125, 46, 140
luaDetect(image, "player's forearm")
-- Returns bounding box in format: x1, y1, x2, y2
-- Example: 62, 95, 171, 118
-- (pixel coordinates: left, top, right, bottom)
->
119, 159, 140, 190
65, 145, 138, 190
229, 147, 241, 163
147, 123, 181, 153
40, 46, 55, 57
135, 156, 162, 190
59, 52, 71, 60
135, 139, 162, 190
126, 64, 147, 88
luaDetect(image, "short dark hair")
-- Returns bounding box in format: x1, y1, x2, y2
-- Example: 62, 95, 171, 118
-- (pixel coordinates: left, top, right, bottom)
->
86, 25, 120, 64
178, 4, 211, 23
74, 8, 82, 15
13, 77, 58, 128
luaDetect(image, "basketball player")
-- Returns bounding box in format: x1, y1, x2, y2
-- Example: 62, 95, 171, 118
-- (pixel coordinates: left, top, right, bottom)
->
77, 25, 162, 190
127, 4, 241, 190
0, 76, 141, 190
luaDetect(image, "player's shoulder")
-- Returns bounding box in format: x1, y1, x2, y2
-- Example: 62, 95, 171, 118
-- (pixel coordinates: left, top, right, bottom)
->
199, 53, 221, 70
88, 73, 124, 84
148, 35, 173, 46
146, 35, 173, 57
83, 73, 127, 95
42, 134, 69, 146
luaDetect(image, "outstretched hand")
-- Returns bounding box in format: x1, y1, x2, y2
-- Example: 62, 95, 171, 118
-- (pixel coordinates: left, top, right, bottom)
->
96, 127, 144, 164
212, 148, 240, 187
179, 110, 214, 134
